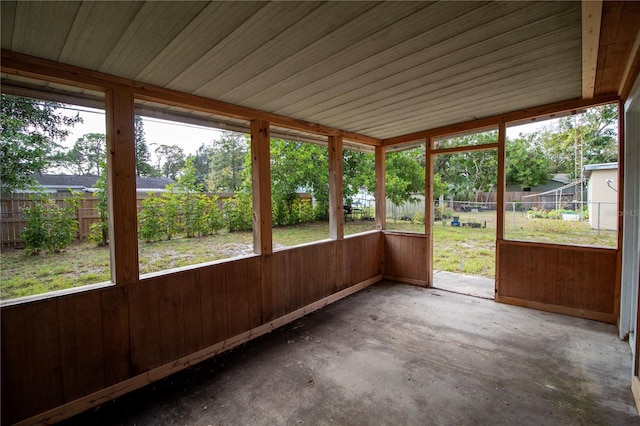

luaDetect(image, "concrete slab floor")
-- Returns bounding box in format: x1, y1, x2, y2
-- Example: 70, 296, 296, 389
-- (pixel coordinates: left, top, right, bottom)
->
432, 270, 495, 300
60, 281, 638, 425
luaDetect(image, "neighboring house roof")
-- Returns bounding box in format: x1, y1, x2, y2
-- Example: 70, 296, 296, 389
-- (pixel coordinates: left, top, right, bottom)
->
28, 175, 174, 192
506, 174, 576, 194
583, 162, 618, 179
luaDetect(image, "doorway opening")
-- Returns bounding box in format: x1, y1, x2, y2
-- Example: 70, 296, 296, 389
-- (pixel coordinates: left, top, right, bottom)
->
430, 142, 498, 299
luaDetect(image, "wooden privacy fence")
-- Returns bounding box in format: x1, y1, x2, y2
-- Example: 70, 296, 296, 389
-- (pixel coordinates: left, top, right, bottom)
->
1, 193, 101, 247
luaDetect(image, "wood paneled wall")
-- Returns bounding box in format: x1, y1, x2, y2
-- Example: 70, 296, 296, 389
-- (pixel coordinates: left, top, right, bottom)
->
497, 240, 617, 323
383, 232, 428, 286
1, 233, 382, 425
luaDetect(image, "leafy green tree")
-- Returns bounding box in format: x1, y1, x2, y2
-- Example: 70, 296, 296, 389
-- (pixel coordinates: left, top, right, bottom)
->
270, 138, 329, 225
191, 143, 215, 189
435, 150, 497, 201
155, 144, 185, 179
540, 104, 618, 175
206, 132, 248, 193
63, 133, 105, 176
386, 147, 425, 206
1, 94, 82, 191
343, 149, 375, 204
134, 116, 159, 177
506, 134, 550, 189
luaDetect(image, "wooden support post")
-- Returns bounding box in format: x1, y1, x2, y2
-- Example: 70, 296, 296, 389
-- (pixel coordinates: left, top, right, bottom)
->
329, 135, 344, 240
375, 146, 386, 231
425, 138, 434, 286
495, 120, 506, 297
251, 119, 272, 255
105, 89, 139, 284
615, 99, 625, 321
496, 121, 506, 241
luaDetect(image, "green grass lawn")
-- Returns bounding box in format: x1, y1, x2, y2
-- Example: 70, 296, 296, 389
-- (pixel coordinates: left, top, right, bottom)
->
0, 214, 616, 300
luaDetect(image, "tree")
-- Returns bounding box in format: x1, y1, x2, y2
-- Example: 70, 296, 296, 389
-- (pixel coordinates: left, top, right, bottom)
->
206, 132, 248, 193
506, 134, 550, 189
62, 133, 105, 176
431, 132, 498, 201
386, 147, 425, 206
155, 144, 185, 179
540, 104, 618, 175
434, 150, 497, 201
191, 143, 216, 189
343, 149, 375, 204
134, 116, 158, 177
1, 94, 82, 191
270, 138, 328, 224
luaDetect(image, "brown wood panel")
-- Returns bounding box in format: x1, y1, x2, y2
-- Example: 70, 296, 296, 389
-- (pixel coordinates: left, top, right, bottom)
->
574, 250, 597, 311
497, 241, 617, 320
57, 292, 106, 402
334, 239, 346, 291
157, 275, 187, 364
100, 286, 131, 386
314, 244, 330, 301
128, 282, 164, 374
595, 250, 617, 314
556, 248, 577, 308
199, 264, 229, 347
529, 246, 557, 304
181, 272, 203, 354
246, 256, 263, 328
383, 233, 426, 282
262, 251, 290, 322
1, 300, 63, 424
226, 259, 251, 337
504, 243, 531, 300
298, 245, 315, 307
286, 248, 302, 310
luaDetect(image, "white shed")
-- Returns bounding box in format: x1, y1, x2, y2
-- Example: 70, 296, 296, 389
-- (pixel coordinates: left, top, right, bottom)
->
584, 163, 618, 231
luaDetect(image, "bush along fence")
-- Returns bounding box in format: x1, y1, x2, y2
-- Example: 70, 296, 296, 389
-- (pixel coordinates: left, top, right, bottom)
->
0, 190, 320, 249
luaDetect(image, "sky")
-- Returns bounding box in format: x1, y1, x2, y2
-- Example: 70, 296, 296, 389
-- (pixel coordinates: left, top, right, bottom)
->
59, 106, 222, 162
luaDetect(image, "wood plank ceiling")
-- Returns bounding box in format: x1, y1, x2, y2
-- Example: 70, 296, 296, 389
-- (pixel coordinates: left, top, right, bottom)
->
0, 1, 638, 142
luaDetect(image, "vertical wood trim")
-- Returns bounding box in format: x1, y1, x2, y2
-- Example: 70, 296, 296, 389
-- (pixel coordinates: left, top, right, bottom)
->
375, 146, 385, 231
582, 0, 603, 98
425, 138, 434, 286
329, 135, 344, 240
105, 89, 138, 284
615, 99, 625, 320
251, 120, 272, 255
496, 121, 506, 296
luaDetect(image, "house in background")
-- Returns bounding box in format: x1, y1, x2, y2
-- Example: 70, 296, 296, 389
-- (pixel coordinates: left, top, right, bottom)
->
585, 163, 619, 231
11, 174, 175, 194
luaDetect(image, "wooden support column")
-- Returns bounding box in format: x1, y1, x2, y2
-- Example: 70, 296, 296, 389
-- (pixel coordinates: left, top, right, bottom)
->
375, 146, 386, 231
495, 121, 506, 297
425, 138, 434, 286
105, 89, 138, 284
251, 119, 272, 255
329, 135, 344, 240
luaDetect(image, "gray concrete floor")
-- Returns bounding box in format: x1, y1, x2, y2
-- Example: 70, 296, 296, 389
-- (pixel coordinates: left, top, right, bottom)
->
61, 281, 638, 425
433, 270, 495, 299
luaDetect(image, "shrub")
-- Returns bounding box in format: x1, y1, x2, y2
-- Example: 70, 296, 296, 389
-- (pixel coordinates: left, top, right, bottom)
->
224, 192, 253, 232
199, 195, 224, 236
21, 193, 80, 255
138, 195, 165, 242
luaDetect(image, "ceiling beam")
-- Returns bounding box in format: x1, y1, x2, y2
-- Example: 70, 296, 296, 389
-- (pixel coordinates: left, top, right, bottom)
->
582, 0, 603, 99
382, 94, 619, 147
619, 25, 640, 100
